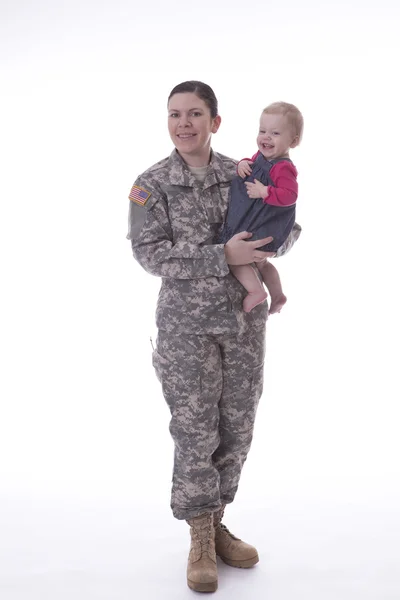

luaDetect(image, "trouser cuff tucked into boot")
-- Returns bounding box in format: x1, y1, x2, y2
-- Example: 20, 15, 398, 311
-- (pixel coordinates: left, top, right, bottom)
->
213, 505, 259, 568
187, 513, 218, 593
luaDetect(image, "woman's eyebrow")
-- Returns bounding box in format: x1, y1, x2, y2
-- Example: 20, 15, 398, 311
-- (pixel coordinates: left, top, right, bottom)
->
168, 107, 204, 112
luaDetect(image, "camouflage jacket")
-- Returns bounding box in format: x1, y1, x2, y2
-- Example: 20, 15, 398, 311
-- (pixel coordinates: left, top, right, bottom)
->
127, 149, 299, 335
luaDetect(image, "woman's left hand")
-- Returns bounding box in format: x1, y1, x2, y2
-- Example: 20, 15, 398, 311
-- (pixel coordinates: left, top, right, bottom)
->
245, 179, 269, 200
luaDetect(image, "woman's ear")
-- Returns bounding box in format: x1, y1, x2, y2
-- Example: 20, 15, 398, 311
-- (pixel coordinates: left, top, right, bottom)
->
212, 115, 222, 134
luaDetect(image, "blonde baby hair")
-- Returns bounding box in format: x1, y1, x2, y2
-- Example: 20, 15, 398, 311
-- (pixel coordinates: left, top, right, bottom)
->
263, 102, 304, 144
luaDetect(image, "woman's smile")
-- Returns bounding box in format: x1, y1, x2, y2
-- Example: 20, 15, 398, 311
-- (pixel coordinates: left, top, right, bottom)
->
176, 133, 197, 138
168, 92, 221, 166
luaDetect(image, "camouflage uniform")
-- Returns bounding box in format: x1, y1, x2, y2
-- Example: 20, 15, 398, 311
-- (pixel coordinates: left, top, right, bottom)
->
127, 149, 298, 520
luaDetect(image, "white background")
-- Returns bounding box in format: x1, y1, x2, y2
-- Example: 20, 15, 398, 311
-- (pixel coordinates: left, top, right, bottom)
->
1, 0, 400, 598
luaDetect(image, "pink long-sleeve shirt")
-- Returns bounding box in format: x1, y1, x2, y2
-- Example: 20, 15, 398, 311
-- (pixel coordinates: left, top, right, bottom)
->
241, 152, 298, 207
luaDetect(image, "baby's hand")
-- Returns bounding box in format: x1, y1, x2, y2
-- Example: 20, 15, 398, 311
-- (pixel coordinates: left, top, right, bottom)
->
237, 160, 253, 178
245, 179, 269, 199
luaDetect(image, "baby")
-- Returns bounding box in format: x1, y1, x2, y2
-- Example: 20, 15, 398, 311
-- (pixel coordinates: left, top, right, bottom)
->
221, 102, 303, 313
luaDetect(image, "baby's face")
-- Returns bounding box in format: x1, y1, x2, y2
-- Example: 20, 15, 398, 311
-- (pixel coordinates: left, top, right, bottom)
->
257, 113, 298, 160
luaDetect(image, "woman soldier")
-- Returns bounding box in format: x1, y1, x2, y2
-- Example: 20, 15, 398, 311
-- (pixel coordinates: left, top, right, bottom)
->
127, 81, 298, 593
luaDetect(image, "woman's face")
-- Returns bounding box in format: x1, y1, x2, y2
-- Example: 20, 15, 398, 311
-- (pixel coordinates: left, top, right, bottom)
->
168, 92, 221, 165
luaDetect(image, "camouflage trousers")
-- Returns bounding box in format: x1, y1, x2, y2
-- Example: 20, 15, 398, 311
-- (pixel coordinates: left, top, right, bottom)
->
152, 326, 266, 521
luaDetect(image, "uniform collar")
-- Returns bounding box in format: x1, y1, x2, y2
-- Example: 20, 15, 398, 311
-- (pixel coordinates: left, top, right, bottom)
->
167, 149, 233, 188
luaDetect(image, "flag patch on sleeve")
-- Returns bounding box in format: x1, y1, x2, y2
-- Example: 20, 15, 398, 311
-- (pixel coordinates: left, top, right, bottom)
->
129, 185, 151, 206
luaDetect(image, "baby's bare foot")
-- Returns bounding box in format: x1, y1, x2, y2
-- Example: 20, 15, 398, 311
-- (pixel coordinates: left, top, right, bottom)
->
269, 294, 287, 314
243, 290, 268, 313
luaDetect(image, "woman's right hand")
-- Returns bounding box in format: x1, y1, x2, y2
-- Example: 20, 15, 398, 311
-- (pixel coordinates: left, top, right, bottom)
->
224, 232, 275, 265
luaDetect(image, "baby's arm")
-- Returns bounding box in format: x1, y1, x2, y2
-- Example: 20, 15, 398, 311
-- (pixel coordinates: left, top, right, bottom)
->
264, 161, 298, 206
238, 160, 253, 177
237, 152, 259, 178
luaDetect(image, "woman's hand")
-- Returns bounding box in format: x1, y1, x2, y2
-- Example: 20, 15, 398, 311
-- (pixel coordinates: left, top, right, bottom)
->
224, 231, 275, 265
237, 160, 253, 178
245, 179, 269, 199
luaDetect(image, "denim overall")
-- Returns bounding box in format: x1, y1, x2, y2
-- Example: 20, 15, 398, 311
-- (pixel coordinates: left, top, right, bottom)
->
219, 154, 296, 252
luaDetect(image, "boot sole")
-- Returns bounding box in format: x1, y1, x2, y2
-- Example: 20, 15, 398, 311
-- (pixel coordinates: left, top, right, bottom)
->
187, 578, 218, 593
218, 553, 259, 568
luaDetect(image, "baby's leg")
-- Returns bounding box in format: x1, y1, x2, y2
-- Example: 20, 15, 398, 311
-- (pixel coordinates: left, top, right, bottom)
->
257, 259, 287, 314
230, 264, 268, 313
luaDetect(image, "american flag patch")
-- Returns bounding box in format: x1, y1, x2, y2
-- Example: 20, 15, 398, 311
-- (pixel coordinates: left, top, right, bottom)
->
129, 185, 151, 206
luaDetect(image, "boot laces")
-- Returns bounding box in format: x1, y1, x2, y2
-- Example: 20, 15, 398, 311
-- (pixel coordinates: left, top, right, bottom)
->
214, 507, 239, 540
193, 520, 213, 553
218, 522, 239, 542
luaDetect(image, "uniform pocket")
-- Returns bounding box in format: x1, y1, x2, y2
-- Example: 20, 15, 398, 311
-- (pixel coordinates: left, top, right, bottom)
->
152, 349, 201, 412
247, 363, 264, 425
152, 348, 168, 383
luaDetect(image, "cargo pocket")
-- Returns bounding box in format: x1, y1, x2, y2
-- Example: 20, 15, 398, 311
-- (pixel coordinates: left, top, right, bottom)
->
152, 349, 201, 413
246, 363, 264, 428
152, 348, 166, 384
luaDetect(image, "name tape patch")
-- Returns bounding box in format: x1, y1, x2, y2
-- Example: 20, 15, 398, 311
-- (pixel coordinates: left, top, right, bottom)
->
129, 185, 151, 206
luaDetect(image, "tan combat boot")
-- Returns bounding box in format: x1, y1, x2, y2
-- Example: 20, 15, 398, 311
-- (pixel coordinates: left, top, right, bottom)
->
186, 513, 218, 593
213, 505, 259, 568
